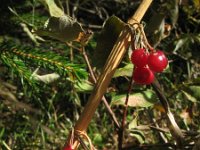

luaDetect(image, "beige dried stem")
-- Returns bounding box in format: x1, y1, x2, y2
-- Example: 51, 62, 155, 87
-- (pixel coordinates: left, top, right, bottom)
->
65, 0, 153, 149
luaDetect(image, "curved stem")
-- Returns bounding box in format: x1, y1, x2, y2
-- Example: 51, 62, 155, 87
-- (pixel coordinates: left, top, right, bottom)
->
152, 78, 184, 148
118, 70, 134, 150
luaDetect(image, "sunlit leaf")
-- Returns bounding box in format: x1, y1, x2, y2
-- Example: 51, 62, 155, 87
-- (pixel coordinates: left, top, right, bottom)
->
113, 63, 133, 78
92, 15, 125, 69
93, 133, 103, 145
35, 15, 84, 42
111, 90, 158, 107
40, 0, 64, 17
33, 73, 60, 84
182, 90, 197, 102
128, 115, 138, 129
173, 37, 189, 52
188, 86, 200, 100
74, 80, 94, 92
182, 85, 200, 102
20, 23, 39, 45
129, 130, 145, 144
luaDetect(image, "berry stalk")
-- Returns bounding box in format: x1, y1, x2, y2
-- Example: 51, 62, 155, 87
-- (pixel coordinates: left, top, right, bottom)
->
118, 70, 134, 149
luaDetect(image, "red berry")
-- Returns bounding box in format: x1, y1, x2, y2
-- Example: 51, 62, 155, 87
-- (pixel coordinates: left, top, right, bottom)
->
133, 67, 154, 84
131, 48, 149, 67
63, 145, 73, 150
148, 50, 168, 73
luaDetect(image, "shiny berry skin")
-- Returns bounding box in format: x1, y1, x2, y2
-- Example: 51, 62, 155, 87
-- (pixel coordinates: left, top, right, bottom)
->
133, 67, 154, 85
63, 145, 73, 150
148, 50, 168, 73
131, 48, 149, 67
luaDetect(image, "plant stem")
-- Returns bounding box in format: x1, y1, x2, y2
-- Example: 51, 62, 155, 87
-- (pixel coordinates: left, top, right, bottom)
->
82, 47, 120, 128
64, 0, 153, 149
69, 43, 74, 62
118, 70, 134, 150
152, 78, 184, 148
66, 43, 120, 128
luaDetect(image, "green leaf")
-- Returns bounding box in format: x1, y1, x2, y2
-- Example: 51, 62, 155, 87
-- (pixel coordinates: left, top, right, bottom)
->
128, 115, 138, 129
74, 80, 94, 92
182, 90, 197, 103
145, 13, 165, 44
173, 37, 189, 52
35, 15, 84, 42
169, 0, 179, 27
182, 85, 200, 102
40, 0, 64, 17
146, 13, 165, 35
92, 15, 125, 69
113, 63, 133, 78
93, 133, 103, 145
129, 130, 145, 144
111, 90, 158, 108
188, 86, 200, 100
33, 73, 60, 84
0, 128, 5, 139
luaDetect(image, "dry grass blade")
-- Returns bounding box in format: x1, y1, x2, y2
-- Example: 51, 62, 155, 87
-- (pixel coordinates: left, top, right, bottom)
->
152, 79, 184, 148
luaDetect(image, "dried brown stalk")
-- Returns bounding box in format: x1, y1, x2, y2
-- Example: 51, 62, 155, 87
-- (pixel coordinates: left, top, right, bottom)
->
64, 0, 153, 149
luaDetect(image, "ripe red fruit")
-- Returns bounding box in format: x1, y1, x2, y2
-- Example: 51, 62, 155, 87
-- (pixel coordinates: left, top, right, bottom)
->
63, 145, 73, 150
131, 48, 149, 67
133, 67, 154, 84
148, 50, 168, 73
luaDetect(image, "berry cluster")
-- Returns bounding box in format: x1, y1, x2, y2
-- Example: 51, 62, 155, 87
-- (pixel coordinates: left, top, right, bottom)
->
131, 48, 168, 85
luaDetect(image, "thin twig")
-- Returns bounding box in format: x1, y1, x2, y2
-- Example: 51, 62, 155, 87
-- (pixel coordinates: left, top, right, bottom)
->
69, 42, 74, 62
147, 109, 169, 143
82, 47, 120, 128
66, 42, 81, 52
118, 70, 134, 150
80, 23, 102, 30
139, 24, 154, 50
66, 42, 120, 128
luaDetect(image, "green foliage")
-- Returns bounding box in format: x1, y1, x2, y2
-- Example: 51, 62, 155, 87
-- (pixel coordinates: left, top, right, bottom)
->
36, 15, 84, 42
92, 15, 125, 69
39, 0, 64, 17
111, 90, 158, 108
113, 63, 133, 78
0, 43, 87, 82
0, 0, 200, 149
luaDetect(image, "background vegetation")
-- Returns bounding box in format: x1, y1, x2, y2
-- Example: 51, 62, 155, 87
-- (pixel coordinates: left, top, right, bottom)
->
0, 0, 200, 149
